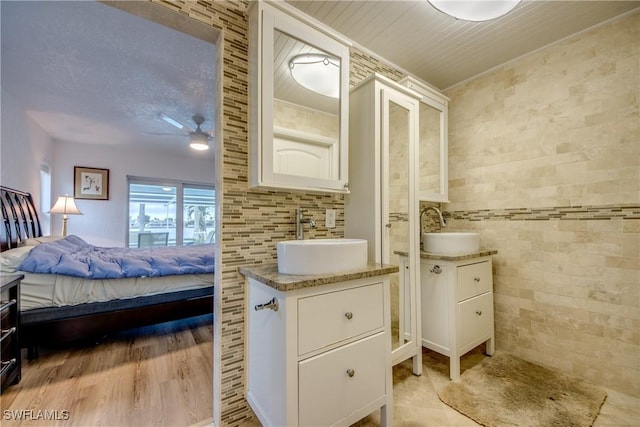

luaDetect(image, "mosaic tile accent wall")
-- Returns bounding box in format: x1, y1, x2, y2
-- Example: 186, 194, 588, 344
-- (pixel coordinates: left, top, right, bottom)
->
444, 12, 640, 396
149, 2, 408, 424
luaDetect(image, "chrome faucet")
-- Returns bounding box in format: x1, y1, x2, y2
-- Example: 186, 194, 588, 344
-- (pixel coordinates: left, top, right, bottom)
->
295, 208, 316, 240
420, 206, 447, 232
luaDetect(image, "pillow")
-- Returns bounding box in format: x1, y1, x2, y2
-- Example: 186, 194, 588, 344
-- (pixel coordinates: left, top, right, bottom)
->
23, 235, 65, 247
0, 246, 33, 273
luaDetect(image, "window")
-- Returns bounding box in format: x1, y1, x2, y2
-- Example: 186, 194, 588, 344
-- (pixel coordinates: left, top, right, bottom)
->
127, 178, 215, 247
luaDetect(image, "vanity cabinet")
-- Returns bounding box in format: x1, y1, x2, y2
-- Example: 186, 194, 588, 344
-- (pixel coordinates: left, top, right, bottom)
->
345, 74, 422, 372
420, 256, 495, 380
248, 1, 351, 193
245, 273, 393, 427
399, 76, 449, 202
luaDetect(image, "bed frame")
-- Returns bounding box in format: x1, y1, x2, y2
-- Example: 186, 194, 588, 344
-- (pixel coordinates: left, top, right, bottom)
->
1, 186, 213, 357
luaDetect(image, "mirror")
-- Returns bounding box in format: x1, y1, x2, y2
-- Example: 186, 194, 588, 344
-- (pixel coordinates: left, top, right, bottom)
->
400, 76, 449, 202
388, 99, 413, 355
272, 30, 340, 180
249, 2, 350, 193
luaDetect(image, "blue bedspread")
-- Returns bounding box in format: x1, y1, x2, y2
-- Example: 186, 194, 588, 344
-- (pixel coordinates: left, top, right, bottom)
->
18, 235, 214, 279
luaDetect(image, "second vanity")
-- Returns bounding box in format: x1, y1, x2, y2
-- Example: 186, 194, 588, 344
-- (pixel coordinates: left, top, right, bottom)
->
398, 249, 497, 380
240, 264, 398, 427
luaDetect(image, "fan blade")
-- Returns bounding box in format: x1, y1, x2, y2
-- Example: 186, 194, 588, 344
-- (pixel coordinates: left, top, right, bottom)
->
144, 132, 186, 136
160, 113, 194, 133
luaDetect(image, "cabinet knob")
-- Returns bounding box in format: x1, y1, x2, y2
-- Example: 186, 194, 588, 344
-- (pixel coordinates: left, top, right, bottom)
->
345, 312, 353, 320
346, 369, 355, 378
385, 223, 392, 228
474, 277, 481, 282
430, 265, 442, 274
476, 310, 482, 316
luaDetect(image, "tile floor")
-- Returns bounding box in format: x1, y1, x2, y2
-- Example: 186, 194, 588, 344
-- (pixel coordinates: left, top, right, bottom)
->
239, 346, 640, 427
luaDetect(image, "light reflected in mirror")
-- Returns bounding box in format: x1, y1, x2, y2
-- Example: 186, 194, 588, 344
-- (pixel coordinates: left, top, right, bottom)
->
419, 102, 442, 195
388, 100, 412, 352
272, 29, 340, 180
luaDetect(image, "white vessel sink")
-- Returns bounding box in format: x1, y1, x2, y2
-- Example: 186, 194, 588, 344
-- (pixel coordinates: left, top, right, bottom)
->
277, 238, 368, 275
423, 232, 480, 255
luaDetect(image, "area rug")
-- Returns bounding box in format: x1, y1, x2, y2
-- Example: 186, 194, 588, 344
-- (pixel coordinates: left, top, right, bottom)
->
438, 352, 607, 427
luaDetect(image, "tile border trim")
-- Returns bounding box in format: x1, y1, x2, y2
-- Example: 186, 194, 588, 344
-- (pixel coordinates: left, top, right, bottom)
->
445, 204, 640, 221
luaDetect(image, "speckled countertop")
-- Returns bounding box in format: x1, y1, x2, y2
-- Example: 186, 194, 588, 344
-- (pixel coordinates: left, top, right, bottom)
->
239, 263, 399, 292
395, 249, 498, 261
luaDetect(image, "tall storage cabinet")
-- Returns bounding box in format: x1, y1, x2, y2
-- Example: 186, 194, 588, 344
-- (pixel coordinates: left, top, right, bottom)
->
345, 74, 422, 371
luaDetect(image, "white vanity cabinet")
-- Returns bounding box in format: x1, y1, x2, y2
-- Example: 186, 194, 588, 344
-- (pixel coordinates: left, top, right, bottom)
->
245, 273, 393, 427
420, 256, 495, 380
345, 74, 423, 372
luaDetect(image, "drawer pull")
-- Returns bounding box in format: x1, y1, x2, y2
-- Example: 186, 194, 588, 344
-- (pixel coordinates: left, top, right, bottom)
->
254, 297, 279, 312
344, 312, 353, 320
476, 310, 482, 316
474, 277, 481, 282
346, 368, 355, 378
0, 327, 16, 343
0, 299, 17, 312
430, 265, 442, 274
0, 358, 16, 377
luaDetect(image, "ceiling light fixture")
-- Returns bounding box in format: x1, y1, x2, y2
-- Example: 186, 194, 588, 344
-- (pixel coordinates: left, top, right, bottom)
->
427, 0, 521, 22
189, 132, 209, 151
289, 53, 340, 98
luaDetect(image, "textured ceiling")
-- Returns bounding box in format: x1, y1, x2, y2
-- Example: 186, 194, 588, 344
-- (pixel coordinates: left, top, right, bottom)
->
1, 1, 217, 159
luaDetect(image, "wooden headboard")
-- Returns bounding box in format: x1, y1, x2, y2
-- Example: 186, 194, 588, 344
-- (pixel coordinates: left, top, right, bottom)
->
0, 186, 42, 252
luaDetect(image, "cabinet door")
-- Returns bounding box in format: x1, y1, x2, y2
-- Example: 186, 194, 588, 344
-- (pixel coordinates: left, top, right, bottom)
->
298, 332, 386, 427
457, 292, 493, 353
381, 86, 420, 365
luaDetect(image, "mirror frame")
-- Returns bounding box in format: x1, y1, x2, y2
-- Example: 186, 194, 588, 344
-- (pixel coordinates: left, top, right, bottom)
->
249, 1, 351, 193
399, 76, 450, 203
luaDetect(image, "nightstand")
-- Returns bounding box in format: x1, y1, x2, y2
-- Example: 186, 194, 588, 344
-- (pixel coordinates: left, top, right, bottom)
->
1, 274, 22, 393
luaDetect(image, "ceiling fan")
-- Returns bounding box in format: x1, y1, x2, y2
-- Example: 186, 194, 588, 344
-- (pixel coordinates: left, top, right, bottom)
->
153, 113, 213, 151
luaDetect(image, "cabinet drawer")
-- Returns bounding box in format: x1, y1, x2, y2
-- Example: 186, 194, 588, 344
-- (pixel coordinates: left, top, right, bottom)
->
457, 292, 493, 352
456, 261, 492, 302
298, 283, 383, 356
298, 332, 386, 427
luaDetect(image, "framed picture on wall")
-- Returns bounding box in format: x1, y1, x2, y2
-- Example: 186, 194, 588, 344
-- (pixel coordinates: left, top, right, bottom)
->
74, 166, 109, 200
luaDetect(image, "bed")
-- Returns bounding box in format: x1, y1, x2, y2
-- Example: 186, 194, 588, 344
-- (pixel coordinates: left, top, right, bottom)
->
0, 186, 214, 358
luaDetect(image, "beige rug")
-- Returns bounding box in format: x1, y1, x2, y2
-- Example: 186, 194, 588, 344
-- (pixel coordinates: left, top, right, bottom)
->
438, 352, 607, 427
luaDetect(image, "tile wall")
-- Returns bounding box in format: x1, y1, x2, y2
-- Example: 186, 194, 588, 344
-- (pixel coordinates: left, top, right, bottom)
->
444, 12, 639, 396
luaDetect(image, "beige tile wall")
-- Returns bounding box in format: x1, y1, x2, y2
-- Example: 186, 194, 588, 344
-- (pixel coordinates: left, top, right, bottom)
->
444, 12, 639, 396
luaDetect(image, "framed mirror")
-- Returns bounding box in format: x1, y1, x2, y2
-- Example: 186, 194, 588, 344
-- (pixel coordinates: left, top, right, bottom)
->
249, 1, 350, 193
400, 76, 449, 202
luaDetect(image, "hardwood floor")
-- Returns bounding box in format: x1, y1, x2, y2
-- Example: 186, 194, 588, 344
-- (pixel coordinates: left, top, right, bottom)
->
1, 315, 213, 427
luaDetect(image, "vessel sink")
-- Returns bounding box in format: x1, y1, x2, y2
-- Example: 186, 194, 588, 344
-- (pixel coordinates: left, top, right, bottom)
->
423, 232, 480, 255
277, 238, 368, 275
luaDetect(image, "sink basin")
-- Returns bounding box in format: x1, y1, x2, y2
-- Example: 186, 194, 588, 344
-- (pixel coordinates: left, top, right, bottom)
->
277, 238, 368, 275
423, 232, 480, 255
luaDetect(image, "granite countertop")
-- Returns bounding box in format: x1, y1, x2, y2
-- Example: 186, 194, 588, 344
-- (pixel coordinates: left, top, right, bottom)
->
239, 263, 399, 292
394, 249, 498, 261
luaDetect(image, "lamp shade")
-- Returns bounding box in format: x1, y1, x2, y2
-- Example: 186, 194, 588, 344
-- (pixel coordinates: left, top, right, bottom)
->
289, 53, 340, 98
49, 196, 82, 215
427, 0, 521, 22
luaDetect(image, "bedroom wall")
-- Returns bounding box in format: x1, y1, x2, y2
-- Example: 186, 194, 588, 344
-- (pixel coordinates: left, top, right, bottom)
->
0, 87, 55, 233
444, 12, 639, 396
52, 140, 214, 247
